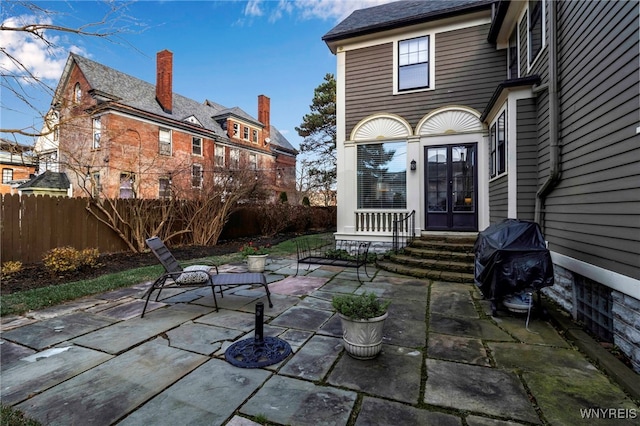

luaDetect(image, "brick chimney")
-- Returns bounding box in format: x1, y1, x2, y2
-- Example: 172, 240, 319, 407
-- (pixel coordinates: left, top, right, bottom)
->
156, 50, 173, 114
258, 94, 270, 142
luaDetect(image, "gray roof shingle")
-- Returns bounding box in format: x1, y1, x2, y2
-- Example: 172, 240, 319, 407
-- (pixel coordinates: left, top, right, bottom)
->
18, 170, 70, 190
68, 54, 296, 152
323, 0, 493, 44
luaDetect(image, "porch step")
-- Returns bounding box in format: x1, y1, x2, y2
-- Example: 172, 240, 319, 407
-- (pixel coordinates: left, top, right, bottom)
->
387, 254, 474, 274
377, 234, 477, 283
376, 260, 475, 284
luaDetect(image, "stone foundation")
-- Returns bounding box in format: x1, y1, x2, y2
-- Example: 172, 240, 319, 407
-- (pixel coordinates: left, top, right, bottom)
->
543, 264, 640, 373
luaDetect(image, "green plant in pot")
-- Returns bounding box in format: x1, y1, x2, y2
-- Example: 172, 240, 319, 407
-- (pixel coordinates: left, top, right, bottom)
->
332, 291, 390, 359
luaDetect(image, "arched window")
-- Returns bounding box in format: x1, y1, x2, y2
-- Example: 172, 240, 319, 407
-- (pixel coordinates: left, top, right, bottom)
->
74, 83, 82, 103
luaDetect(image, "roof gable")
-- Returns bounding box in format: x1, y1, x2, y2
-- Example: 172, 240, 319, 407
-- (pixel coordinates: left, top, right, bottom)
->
53, 53, 296, 153
323, 0, 493, 50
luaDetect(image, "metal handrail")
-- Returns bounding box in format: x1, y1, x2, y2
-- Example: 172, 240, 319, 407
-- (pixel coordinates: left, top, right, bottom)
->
392, 210, 416, 253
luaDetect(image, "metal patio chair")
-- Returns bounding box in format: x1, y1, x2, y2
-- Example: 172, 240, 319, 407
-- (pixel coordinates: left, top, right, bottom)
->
142, 237, 273, 317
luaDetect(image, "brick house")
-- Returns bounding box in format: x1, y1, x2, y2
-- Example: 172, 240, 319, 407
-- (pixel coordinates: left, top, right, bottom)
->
0, 140, 38, 195
324, 0, 639, 371
35, 50, 297, 199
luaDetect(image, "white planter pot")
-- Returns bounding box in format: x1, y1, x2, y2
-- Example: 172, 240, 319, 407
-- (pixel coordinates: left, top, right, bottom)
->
338, 312, 388, 359
246, 254, 268, 272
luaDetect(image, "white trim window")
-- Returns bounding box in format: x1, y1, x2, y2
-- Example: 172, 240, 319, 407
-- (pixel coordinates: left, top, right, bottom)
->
356, 141, 407, 209
2, 168, 13, 184
159, 128, 172, 156
249, 153, 257, 170
252, 129, 258, 143
243, 126, 249, 140
233, 123, 239, 137
215, 145, 225, 167
508, 27, 519, 79
91, 172, 101, 198
92, 117, 101, 149
528, 0, 545, 67
191, 164, 203, 188
119, 172, 135, 199
192, 136, 202, 156
489, 110, 507, 178
398, 36, 430, 91
230, 148, 239, 169
159, 177, 171, 199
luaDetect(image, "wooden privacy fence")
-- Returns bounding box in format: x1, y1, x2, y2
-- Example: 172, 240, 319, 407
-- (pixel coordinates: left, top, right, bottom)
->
1, 194, 337, 265
1, 194, 129, 264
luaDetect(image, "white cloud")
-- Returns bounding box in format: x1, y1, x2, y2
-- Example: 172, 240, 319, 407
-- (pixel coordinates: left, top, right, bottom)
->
293, 0, 395, 21
244, 0, 264, 17
243, 0, 396, 23
0, 15, 69, 82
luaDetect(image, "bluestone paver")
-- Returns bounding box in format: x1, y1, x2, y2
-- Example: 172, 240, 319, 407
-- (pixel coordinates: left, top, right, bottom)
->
355, 396, 462, 426
430, 313, 514, 341
241, 375, 357, 426
424, 358, 541, 424
1, 312, 117, 350
119, 358, 271, 426
279, 334, 342, 381
166, 321, 245, 355
2, 257, 637, 426
72, 303, 207, 354
328, 345, 423, 404
428, 332, 490, 366
1, 346, 112, 405
16, 339, 207, 425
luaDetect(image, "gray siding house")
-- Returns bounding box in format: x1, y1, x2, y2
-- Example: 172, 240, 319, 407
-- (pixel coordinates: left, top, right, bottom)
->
324, 0, 640, 372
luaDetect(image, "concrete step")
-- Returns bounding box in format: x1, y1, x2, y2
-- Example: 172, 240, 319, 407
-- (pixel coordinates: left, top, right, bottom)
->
403, 246, 475, 263
376, 260, 475, 283
410, 238, 476, 254
388, 254, 474, 274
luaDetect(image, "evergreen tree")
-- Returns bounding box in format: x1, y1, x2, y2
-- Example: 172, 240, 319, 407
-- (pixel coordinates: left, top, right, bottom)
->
296, 73, 336, 205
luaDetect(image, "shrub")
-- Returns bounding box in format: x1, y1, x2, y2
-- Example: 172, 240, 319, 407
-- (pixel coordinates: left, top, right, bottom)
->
43, 247, 82, 273
332, 292, 390, 320
1, 261, 23, 277
43, 247, 100, 274
79, 248, 100, 268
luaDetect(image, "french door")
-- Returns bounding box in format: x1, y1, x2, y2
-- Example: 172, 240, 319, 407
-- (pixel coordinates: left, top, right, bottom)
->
425, 144, 477, 231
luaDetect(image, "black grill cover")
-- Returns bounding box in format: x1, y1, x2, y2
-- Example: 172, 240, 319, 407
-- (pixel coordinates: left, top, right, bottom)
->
474, 219, 554, 301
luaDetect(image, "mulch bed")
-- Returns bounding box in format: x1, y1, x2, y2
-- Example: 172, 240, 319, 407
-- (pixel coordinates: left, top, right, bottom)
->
1, 234, 294, 295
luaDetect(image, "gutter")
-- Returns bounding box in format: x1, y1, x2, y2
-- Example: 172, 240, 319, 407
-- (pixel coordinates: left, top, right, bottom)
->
534, 0, 561, 231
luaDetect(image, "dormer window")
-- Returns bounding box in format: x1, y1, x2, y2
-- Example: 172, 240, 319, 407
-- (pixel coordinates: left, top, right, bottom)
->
74, 83, 82, 103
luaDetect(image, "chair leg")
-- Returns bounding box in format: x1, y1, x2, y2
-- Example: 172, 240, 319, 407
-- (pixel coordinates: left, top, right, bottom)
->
262, 282, 273, 308
210, 283, 219, 312
141, 287, 155, 318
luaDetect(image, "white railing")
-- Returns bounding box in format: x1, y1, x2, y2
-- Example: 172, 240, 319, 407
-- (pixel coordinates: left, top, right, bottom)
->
355, 210, 413, 234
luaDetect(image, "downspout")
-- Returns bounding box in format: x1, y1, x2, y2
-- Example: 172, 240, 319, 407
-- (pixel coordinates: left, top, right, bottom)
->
534, 0, 561, 231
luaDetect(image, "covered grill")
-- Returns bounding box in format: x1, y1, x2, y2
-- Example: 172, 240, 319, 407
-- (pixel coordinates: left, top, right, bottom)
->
474, 219, 554, 315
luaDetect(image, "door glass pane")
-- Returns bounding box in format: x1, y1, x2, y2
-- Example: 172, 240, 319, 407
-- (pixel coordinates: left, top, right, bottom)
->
453, 146, 475, 212
427, 147, 447, 212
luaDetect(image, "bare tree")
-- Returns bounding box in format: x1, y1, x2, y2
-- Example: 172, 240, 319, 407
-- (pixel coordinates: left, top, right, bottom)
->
174, 164, 268, 246
1, 1, 143, 140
